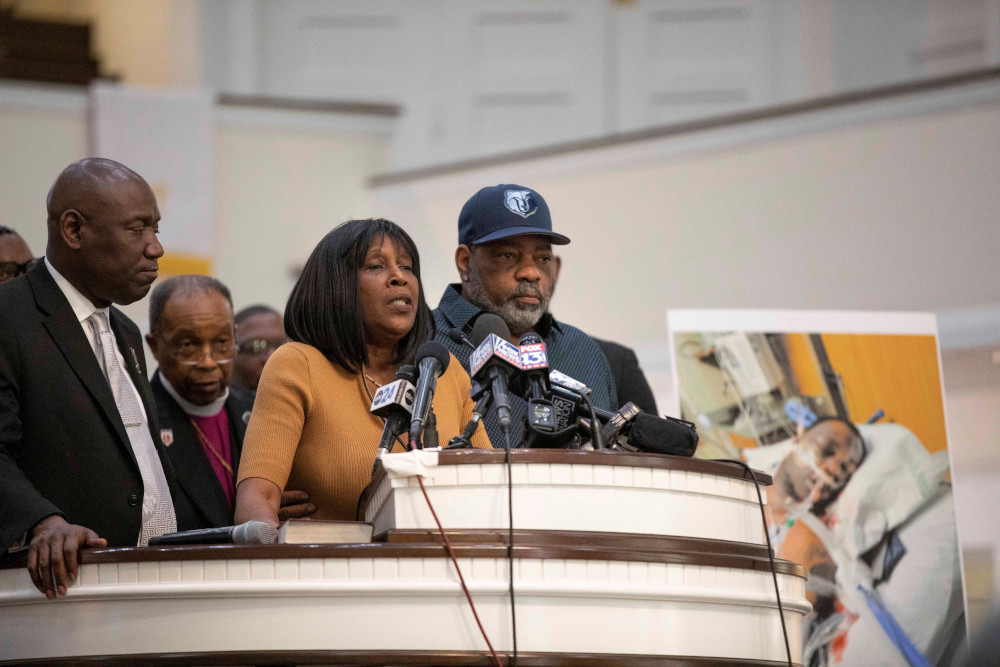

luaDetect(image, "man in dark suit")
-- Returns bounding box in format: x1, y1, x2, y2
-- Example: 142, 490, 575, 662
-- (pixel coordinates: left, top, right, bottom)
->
594, 338, 659, 416
0, 158, 177, 599
146, 275, 314, 530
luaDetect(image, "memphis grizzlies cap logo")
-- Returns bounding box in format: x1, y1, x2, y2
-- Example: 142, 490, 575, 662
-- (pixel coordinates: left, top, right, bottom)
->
504, 189, 538, 219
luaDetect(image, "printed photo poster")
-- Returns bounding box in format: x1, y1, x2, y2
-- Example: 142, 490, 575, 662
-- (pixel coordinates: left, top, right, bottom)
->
667, 310, 966, 667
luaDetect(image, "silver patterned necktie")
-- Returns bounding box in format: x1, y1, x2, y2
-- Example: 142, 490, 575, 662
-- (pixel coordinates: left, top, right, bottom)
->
87, 311, 177, 545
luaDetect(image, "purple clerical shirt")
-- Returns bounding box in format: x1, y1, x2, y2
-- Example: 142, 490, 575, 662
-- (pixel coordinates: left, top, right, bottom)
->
190, 410, 235, 511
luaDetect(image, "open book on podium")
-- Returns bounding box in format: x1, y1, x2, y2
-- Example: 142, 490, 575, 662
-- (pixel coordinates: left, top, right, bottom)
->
277, 520, 374, 544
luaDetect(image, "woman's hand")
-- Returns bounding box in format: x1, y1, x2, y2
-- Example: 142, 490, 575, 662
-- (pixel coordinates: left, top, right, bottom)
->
234, 477, 283, 531
279, 489, 317, 520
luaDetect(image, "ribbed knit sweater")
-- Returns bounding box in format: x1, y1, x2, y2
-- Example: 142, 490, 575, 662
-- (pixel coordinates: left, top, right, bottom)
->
237, 342, 490, 520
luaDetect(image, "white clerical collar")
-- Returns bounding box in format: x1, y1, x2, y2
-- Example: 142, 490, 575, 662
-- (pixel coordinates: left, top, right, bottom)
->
158, 371, 229, 417
44, 256, 108, 324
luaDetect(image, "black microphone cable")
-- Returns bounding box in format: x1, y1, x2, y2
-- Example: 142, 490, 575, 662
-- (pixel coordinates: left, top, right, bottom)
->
502, 424, 518, 667
714, 458, 793, 667
577, 391, 603, 450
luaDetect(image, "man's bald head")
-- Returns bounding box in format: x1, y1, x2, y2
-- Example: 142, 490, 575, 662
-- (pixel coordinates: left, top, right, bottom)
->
46, 159, 147, 236
45, 158, 163, 308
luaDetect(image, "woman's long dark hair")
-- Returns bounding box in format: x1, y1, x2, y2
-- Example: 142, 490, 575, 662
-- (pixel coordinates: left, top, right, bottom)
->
284, 218, 433, 372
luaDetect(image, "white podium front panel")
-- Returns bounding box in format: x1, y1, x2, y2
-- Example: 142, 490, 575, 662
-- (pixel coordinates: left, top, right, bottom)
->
0, 543, 807, 664
1, 450, 806, 665
367, 449, 770, 545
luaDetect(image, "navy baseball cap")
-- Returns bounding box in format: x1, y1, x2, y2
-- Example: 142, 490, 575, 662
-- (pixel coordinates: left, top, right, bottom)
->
458, 184, 571, 246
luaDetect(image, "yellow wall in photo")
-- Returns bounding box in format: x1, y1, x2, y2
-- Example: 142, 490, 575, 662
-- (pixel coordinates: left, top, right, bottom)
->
821, 334, 947, 452
783, 333, 830, 401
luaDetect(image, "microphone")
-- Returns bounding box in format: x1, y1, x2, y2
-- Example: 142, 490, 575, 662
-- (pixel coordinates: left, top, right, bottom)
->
609, 413, 699, 457
408, 341, 451, 447
517, 332, 565, 444
469, 314, 522, 439
518, 333, 550, 400
446, 327, 476, 350
371, 364, 418, 473
542, 371, 610, 449
550, 369, 591, 395
148, 520, 276, 546
546, 378, 615, 425
599, 401, 643, 448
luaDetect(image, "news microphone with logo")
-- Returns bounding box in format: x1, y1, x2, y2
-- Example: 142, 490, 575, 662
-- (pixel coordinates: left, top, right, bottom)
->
408, 341, 451, 447
543, 372, 614, 428
470, 314, 522, 439
148, 520, 276, 546
542, 370, 614, 449
371, 364, 418, 473
517, 332, 577, 447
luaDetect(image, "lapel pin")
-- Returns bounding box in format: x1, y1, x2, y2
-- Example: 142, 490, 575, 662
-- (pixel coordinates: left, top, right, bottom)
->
160, 429, 174, 447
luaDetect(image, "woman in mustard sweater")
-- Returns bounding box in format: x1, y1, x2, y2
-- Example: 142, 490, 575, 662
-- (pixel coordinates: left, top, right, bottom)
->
234, 219, 489, 528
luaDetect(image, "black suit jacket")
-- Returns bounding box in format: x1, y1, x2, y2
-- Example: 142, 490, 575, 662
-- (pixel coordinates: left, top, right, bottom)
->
0, 262, 177, 553
150, 373, 252, 531
594, 339, 659, 416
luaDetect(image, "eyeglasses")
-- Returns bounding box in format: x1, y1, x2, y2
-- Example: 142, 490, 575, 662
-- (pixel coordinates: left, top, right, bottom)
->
0, 258, 41, 282
169, 340, 236, 366
236, 338, 289, 356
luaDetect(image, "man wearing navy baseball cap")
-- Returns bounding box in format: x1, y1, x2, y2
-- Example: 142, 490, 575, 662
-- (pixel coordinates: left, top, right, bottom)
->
433, 184, 617, 447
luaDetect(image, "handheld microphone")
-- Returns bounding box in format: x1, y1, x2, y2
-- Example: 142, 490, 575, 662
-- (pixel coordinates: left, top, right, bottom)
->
408, 341, 451, 447
371, 364, 418, 473
470, 314, 522, 438
446, 327, 476, 350
148, 520, 276, 546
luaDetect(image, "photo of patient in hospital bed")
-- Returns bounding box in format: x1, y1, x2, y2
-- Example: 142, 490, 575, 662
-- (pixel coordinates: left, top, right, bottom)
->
670, 321, 965, 667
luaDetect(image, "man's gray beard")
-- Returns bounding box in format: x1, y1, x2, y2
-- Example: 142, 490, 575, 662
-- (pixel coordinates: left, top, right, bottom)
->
463, 266, 549, 336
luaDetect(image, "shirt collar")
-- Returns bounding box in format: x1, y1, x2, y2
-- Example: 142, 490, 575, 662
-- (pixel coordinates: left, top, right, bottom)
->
436, 283, 562, 340
158, 370, 229, 417
44, 256, 108, 324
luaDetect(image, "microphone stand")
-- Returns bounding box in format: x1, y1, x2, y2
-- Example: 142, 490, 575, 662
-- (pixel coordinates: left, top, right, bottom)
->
423, 407, 438, 449
446, 391, 491, 449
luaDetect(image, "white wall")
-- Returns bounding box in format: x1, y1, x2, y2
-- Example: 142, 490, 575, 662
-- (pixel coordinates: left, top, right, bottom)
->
0, 86, 89, 255
942, 345, 1000, 614
212, 110, 390, 313
201, 0, 1000, 170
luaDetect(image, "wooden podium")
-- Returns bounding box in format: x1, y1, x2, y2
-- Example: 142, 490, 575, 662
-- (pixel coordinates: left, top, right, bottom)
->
0, 450, 809, 665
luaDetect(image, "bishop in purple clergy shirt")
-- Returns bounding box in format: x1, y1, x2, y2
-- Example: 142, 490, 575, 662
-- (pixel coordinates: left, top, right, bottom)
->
145, 275, 315, 531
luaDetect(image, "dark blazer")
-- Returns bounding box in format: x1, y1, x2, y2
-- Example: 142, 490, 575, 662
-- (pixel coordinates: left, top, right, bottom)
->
150, 373, 252, 531
594, 339, 659, 416
0, 262, 176, 553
